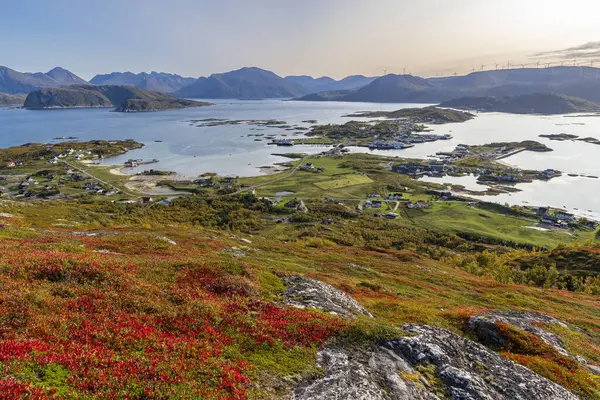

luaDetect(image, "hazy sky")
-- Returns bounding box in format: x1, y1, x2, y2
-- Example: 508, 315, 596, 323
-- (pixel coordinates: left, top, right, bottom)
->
1, 0, 599, 80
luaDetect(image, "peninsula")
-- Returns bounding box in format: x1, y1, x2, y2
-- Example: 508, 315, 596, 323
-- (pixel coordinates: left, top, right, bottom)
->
24, 85, 212, 112
439, 93, 600, 115
344, 106, 474, 123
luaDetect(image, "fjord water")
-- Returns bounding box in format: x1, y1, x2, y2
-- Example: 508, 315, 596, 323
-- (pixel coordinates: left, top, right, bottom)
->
1, 100, 599, 218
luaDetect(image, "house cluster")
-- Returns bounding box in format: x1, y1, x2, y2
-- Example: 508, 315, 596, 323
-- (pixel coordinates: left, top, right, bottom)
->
407, 201, 429, 209
270, 139, 295, 146
371, 211, 399, 219
82, 182, 118, 196
49, 149, 95, 164
392, 159, 559, 184
194, 177, 215, 187
435, 144, 471, 162
392, 163, 446, 178
366, 119, 451, 150
364, 200, 383, 209
396, 133, 452, 144
18, 177, 41, 190
369, 141, 414, 150
536, 207, 597, 229
284, 200, 308, 212
124, 158, 159, 168
539, 169, 561, 180
5, 161, 23, 168
303, 163, 325, 173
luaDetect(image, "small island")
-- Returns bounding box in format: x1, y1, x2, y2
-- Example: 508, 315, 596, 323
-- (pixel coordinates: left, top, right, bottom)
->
539, 133, 580, 141
24, 85, 212, 112
439, 93, 600, 115
343, 106, 475, 123
539, 133, 600, 145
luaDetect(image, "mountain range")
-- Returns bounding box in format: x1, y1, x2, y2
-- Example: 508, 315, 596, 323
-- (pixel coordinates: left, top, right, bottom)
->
297, 67, 600, 103
90, 71, 196, 93
283, 74, 376, 93
5, 65, 600, 105
0, 66, 87, 94
0, 66, 378, 100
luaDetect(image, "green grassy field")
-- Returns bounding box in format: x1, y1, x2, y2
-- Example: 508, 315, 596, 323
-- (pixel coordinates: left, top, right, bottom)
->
314, 174, 373, 190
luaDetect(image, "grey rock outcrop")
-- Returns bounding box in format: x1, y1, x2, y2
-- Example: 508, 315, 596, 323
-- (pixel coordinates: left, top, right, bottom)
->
467, 311, 570, 355
293, 346, 440, 400
388, 324, 578, 400
282, 276, 373, 318
294, 324, 579, 400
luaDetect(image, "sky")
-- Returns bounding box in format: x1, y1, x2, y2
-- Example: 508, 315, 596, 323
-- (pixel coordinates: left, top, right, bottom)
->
1, 0, 600, 80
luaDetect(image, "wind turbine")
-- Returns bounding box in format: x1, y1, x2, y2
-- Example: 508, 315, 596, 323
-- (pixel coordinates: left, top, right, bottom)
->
403, 67, 406, 75
545, 63, 551, 68
520, 64, 526, 69
495, 63, 499, 70
560, 61, 565, 67
536, 61, 540, 68
507, 61, 511, 69
471, 67, 476, 73
573, 59, 577, 66
383, 68, 387, 75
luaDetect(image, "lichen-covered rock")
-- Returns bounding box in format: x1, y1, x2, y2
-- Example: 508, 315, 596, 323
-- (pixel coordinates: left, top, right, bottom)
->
467, 311, 569, 355
292, 346, 440, 400
282, 276, 373, 317
294, 323, 578, 400
387, 324, 578, 400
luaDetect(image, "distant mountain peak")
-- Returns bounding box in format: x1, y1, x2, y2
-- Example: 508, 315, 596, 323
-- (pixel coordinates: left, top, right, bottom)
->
0, 66, 86, 94
45, 67, 87, 85
176, 67, 308, 99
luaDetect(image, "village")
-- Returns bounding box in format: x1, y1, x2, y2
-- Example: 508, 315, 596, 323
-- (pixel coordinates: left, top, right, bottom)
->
390, 142, 561, 185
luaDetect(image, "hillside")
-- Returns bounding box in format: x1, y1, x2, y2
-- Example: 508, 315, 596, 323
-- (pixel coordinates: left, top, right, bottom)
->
90, 71, 196, 93
0, 92, 26, 106
440, 93, 600, 115
0, 142, 600, 397
297, 67, 600, 103
0, 66, 87, 94
175, 67, 309, 99
24, 85, 211, 111
0, 187, 599, 398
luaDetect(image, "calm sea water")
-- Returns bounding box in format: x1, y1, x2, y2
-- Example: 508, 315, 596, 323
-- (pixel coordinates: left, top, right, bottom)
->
1, 100, 599, 219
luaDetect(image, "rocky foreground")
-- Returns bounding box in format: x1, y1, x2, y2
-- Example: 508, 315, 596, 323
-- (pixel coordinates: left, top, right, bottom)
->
284, 276, 591, 399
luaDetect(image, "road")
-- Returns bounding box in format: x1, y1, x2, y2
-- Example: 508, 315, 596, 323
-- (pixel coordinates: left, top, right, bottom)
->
61, 161, 138, 196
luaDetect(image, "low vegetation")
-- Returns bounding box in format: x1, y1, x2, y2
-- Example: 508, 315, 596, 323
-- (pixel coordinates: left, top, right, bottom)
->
0, 136, 599, 398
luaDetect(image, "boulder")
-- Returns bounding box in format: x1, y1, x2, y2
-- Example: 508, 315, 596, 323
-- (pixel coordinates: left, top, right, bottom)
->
282, 276, 373, 317
467, 311, 569, 355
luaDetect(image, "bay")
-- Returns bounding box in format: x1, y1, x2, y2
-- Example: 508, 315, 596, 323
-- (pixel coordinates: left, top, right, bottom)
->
1, 100, 599, 219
